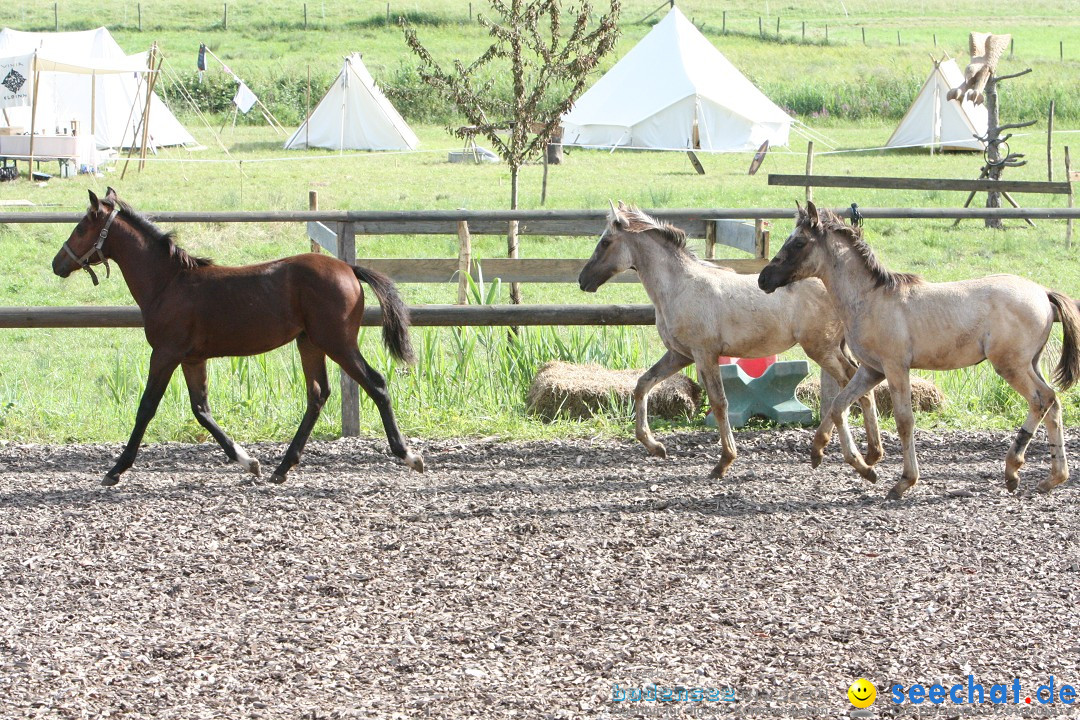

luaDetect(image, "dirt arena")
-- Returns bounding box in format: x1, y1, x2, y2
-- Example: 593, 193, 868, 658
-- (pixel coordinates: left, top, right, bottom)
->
1, 429, 1079, 719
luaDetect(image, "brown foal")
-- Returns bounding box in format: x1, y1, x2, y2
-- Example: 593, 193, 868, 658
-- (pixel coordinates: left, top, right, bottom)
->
53, 188, 424, 486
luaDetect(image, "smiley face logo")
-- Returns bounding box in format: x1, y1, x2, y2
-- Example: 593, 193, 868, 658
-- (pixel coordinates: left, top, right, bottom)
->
848, 678, 876, 708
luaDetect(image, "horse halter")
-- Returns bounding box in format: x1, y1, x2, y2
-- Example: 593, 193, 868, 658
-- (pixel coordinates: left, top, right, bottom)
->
63, 205, 119, 286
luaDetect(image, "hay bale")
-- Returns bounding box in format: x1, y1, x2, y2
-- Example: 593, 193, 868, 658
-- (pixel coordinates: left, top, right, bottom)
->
797, 375, 944, 417
527, 361, 702, 421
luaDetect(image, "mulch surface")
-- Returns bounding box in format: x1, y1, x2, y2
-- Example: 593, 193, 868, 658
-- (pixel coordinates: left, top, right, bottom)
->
1, 429, 1079, 719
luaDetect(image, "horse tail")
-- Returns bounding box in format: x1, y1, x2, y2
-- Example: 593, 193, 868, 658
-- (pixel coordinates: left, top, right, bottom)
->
352, 264, 416, 365
1048, 290, 1080, 390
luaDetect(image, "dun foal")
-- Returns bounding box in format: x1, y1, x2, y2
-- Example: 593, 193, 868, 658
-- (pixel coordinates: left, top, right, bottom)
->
53, 188, 424, 485
579, 202, 881, 479
759, 202, 1080, 498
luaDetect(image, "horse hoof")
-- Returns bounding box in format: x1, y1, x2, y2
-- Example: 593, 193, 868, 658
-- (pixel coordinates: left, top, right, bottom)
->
885, 487, 903, 501
246, 458, 261, 478
269, 473, 287, 485
649, 444, 668, 459
101, 474, 120, 487
404, 451, 425, 473
1035, 478, 1063, 494
810, 451, 823, 469
709, 464, 726, 480
1005, 476, 1020, 493
860, 466, 878, 484
865, 448, 884, 466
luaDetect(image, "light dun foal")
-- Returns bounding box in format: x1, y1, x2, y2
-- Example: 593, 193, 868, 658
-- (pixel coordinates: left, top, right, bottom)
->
759, 202, 1080, 499
579, 202, 881, 480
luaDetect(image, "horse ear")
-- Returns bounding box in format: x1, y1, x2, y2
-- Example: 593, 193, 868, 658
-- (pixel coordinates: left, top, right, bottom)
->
88, 189, 101, 212
105, 187, 118, 202
608, 199, 625, 228
806, 200, 820, 227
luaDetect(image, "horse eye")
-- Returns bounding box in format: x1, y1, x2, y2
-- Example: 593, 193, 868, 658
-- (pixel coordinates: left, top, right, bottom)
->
599, 238, 611, 248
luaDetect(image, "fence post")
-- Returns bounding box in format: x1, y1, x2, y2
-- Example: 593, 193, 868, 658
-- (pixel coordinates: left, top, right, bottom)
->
722, 10, 726, 34
805, 141, 815, 203
304, 3, 308, 29
862, 27, 866, 46
456, 221, 473, 304
138, 4, 142, 31
705, 221, 716, 259
54, 3, 59, 30
223, 4, 228, 30
755, 218, 769, 260
1067, 146, 1074, 249
309, 191, 320, 253
336, 222, 360, 436
1048, 100, 1055, 182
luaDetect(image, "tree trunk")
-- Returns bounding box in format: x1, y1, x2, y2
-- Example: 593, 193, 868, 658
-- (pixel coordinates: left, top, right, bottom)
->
508, 165, 522, 304
985, 76, 1004, 230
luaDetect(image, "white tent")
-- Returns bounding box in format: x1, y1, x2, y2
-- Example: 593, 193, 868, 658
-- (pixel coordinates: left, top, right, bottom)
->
886, 58, 987, 152
284, 54, 418, 151
561, 7, 791, 152
0, 27, 195, 164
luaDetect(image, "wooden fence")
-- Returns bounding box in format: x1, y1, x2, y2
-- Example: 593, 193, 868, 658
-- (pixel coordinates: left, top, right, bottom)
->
5, 204, 1080, 434
0, 206, 770, 435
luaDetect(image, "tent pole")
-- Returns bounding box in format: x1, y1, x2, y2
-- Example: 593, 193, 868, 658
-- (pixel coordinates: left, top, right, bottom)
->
28, 63, 41, 180
90, 71, 97, 136
137, 45, 159, 171
339, 60, 347, 154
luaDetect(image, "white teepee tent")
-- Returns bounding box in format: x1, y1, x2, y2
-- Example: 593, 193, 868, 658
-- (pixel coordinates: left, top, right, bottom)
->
0, 26, 195, 163
284, 54, 418, 151
886, 58, 987, 152
561, 7, 791, 152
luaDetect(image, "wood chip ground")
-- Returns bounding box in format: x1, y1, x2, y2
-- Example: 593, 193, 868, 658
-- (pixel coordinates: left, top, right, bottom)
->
1, 429, 1078, 719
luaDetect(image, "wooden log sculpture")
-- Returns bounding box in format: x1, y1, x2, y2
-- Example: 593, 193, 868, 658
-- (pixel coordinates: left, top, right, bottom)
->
947, 32, 1011, 105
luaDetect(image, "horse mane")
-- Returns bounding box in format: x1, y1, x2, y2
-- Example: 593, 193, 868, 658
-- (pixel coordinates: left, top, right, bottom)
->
616, 205, 692, 253
113, 198, 215, 270
804, 207, 921, 291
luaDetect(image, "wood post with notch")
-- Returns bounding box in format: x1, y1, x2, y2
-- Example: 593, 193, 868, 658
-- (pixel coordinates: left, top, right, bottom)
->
336, 221, 360, 436
308, 191, 320, 252
456, 220, 472, 304
1067, 146, 1075, 249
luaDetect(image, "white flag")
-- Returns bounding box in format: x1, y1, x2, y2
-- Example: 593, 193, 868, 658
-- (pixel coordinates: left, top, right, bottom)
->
0, 54, 33, 109
232, 81, 258, 114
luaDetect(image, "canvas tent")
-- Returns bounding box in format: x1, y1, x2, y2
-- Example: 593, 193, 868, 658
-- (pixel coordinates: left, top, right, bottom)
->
561, 7, 791, 152
0, 27, 195, 165
284, 54, 418, 151
886, 58, 987, 151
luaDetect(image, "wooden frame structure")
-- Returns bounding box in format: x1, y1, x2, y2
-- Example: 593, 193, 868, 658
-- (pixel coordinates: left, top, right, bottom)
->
4, 204, 1080, 434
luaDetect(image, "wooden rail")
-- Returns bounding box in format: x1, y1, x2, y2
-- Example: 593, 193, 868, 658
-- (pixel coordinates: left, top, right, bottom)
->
7, 203, 1080, 435
768, 174, 1072, 195
0, 304, 657, 328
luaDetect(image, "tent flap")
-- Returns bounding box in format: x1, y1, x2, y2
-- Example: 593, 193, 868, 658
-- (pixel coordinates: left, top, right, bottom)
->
0, 27, 194, 164
285, 53, 418, 152
561, 7, 791, 152
886, 58, 987, 151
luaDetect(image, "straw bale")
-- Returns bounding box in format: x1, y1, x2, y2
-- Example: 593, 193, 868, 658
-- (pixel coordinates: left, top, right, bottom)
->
527, 360, 701, 421
797, 374, 944, 417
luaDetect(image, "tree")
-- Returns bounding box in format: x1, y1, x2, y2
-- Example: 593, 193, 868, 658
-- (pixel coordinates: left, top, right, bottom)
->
402, 0, 620, 303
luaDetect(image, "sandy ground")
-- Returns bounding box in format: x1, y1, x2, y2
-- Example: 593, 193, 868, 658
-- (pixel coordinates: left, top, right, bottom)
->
1, 429, 1079, 719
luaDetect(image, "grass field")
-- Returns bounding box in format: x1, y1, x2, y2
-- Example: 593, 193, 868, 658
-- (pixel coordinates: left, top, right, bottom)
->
2, 2, 1080, 446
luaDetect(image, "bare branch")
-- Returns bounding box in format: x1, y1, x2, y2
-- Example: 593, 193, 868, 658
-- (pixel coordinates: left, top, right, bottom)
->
994, 68, 1033, 82
401, 0, 621, 206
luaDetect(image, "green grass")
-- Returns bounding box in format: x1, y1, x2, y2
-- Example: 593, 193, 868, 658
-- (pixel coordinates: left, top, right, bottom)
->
2, 1, 1080, 445
4, 1, 1080, 124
